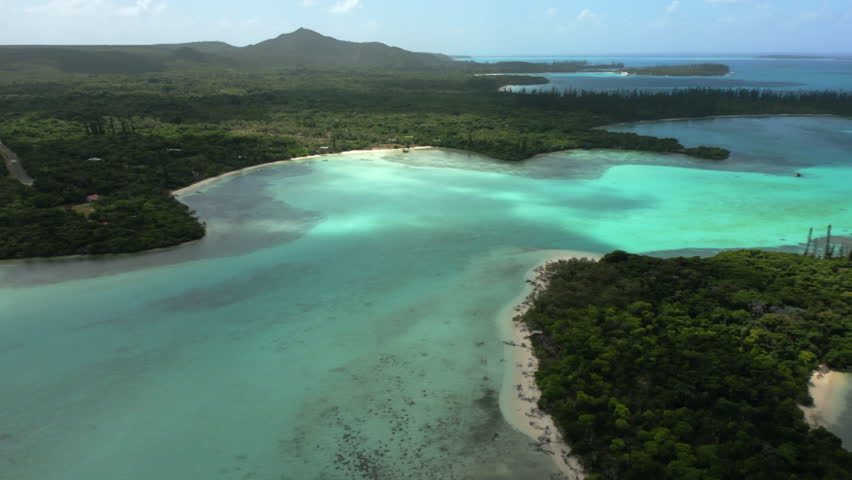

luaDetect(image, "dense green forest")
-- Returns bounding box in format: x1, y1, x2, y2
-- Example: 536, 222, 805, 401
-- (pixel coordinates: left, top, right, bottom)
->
522, 251, 852, 479
0, 28, 453, 73
624, 63, 731, 77
2, 68, 852, 258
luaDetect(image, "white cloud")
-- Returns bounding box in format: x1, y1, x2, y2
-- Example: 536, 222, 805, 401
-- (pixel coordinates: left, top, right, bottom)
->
576, 9, 600, 25
26, 0, 165, 17
650, 0, 681, 28
27, 0, 106, 16
559, 8, 605, 33
118, 0, 166, 17
666, 0, 681, 15
329, 0, 361, 14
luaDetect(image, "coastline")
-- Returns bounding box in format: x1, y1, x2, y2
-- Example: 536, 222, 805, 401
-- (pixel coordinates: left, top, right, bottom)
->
498, 250, 601, 480
1, 147, 432, 265
171, 146, 434, 197
800, 365, 851, 429
603, 113, 836, 129
0, 238, 203, 265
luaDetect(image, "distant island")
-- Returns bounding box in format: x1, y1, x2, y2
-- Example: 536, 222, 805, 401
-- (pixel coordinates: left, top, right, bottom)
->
468, 61, 732, 77
622, 63, 731, 77
760, 55, 848, 60
466, 60, 627, 74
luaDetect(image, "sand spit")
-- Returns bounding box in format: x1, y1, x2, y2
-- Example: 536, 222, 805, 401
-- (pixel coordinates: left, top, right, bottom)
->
499, 250, 601, 480
171, 146, 434, 197
800, 365, 850, 429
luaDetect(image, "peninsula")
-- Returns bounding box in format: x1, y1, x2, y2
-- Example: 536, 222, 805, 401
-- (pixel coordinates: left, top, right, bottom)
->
518, 250, 852, 478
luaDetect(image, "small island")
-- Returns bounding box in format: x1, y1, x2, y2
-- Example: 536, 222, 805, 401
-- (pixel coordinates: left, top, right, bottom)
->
623, 63, 731, 77
470, 61, 732, 77
469, 60, 627, 74
759, 55, 845, 60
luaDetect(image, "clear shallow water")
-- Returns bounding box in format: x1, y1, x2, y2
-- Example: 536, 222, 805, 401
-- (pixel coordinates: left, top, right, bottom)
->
470, 55, 852, 92
1, 116, 851, 479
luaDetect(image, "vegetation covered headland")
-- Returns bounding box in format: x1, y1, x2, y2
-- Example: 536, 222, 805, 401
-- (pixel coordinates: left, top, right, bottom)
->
2, 29, 852, 259
521, 250, 852, 480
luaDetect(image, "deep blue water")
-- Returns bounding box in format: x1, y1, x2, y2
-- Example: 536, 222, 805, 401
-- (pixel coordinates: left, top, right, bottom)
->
469, 55, 852, 92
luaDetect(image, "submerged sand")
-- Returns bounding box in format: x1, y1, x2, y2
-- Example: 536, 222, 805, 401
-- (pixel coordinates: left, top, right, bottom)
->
801, 365, 851, 429
498, 250, 601, 480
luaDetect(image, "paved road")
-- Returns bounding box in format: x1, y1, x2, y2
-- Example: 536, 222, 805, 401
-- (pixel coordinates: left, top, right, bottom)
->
0, 139, 34, 186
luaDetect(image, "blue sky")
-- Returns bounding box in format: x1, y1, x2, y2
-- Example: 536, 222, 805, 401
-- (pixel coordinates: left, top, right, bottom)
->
1, 0, 850, 54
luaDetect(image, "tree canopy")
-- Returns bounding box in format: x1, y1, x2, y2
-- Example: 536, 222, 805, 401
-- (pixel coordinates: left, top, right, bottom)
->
2, 69, 851, 259
523, 250, 852, 479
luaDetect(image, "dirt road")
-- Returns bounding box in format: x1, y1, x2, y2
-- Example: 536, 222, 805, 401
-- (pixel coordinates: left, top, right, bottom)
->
0, 139, 34, 186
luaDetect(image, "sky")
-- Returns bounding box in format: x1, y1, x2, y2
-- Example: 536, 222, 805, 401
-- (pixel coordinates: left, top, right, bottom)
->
0, 0, 850, 55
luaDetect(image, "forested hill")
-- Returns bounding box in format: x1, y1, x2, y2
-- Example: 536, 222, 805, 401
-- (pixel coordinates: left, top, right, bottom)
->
242, 28, 454, 69
0, 29, 730, 75
0, 28, 457, 74
0, 43, 242, 74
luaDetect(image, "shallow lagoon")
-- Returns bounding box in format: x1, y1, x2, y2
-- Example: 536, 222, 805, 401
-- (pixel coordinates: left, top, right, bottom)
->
1, 116, 851, 479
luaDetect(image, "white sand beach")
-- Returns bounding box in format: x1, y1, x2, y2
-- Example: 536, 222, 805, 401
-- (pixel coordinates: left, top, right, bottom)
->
498, 250, 601, 480
171, 146, 433, 196
801, 365, 851, 429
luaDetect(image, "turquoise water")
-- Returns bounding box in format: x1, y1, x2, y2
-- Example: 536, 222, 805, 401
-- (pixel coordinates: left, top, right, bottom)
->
1, 116, 851, 479
471, 55, 852, 92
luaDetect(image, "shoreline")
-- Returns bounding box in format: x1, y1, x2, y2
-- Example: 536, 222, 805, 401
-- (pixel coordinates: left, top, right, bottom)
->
0, 147, 432, 265
603, 113, 837, 129
800, 365, 851, 429
0, 238, 204, 265
498, 250, 601, 480
171, 146, 434, 197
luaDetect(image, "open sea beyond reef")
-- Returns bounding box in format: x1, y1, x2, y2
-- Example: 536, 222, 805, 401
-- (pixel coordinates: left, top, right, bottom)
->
1, 114, 852, 478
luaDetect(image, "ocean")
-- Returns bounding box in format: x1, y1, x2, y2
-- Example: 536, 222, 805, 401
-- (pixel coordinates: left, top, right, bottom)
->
1, 91, 851, 478
468, 55, 852, 92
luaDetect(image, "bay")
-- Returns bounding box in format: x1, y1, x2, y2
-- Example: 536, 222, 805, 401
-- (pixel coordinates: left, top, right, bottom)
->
1, 116, 850, 479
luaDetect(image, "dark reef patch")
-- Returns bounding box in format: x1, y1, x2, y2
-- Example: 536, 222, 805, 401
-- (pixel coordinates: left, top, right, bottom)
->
152, 263, 315, 312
